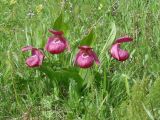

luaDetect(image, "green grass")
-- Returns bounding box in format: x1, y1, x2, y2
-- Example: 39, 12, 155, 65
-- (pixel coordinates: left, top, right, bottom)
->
0, 0, 160, 119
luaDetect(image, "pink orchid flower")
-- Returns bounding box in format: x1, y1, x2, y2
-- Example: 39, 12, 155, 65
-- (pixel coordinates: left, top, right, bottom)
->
22, 46, 44, 67
45, 30, 70, 54
110, 36, 133, 61
75, 46, 100, 68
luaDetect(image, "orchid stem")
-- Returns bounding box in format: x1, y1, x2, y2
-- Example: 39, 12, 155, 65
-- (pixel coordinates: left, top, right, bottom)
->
125, 77, 130, 97
12, 76, 20, 109
103, 62, 107, 96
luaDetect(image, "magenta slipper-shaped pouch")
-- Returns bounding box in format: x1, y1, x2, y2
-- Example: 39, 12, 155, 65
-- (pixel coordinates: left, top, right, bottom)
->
45, 30, 70, 54
75, 46, 100, 68
110, 36, 133, 61
22, 46, 44, 67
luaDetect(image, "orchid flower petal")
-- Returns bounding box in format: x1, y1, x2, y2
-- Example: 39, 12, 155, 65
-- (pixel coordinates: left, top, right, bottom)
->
64, 39, 70, 52
115, 36, 133, 43
91, 51, 100, 65
26, 55, 39, 67
49, 30, 63, 35
118, 49, 129, 61
32, 49, 44, 63
22, 46, 33, 52
74, 50, 83, 65
110, 43, 120, 60
45, 37, 53, 50
78, 46, 92, 50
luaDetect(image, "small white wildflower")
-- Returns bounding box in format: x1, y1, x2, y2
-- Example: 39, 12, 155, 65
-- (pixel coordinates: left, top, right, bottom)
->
27, 10, 35, 18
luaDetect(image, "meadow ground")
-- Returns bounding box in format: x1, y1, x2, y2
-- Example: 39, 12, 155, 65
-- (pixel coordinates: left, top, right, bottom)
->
0, 0, 160, 119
